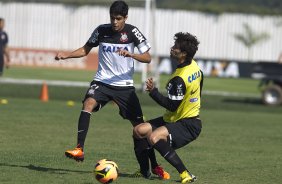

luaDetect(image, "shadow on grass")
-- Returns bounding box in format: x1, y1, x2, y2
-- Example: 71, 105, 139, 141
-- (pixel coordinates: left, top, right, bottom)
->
118, 173, 174, 181
0, 163, 160, 178
0, 162, 90, 174
1, 163, 177, 181
118, 173, 157, 179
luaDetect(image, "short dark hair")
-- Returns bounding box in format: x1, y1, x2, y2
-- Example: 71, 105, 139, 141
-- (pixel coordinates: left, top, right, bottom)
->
110, 1, 128, 17
174, 32, 200, 61
0, 18, 4, 22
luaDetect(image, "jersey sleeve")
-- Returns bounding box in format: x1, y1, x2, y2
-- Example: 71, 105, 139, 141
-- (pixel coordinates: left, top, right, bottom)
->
167, 76, 186, 101
149, 76, 186, 112
85, 26, 100, 47
131, 26, 151, 53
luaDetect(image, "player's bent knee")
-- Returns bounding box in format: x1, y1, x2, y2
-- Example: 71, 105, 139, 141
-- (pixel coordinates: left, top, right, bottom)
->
133, 124, 149, 139
133, 126, 143, 139
83, 98, 97, 112
149, 133, 160, 145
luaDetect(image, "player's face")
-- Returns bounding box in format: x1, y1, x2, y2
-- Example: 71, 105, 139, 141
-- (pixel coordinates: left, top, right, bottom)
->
110, 14, 127, 32
170, 42, 186, 63
170, 42, 181, 59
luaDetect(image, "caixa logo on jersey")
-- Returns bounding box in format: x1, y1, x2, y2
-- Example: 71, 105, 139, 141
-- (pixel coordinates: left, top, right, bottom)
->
102, 45, 129, 52
132, 28, 145, 43
188, 70, 201, 83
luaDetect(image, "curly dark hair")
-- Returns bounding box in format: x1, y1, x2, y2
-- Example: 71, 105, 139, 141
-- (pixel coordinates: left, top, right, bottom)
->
110, 1, 129, 17
174, 32, 200, 62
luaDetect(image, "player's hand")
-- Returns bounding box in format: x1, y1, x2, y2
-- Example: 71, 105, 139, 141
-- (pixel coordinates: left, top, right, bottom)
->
145, 77, 155, 92
55, 52, 68, 60
116, 49, 133, 58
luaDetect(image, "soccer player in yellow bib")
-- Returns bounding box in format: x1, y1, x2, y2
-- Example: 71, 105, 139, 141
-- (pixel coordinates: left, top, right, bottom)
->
134, 32, 203, 183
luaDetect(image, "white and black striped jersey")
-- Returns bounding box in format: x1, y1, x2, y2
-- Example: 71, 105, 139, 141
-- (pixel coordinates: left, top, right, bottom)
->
86, 24, 151, 87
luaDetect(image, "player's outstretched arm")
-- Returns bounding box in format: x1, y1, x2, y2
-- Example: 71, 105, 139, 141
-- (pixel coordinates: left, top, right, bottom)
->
55, 44, 92, 60
116, 50, 151, 63
132, 51, 151, 63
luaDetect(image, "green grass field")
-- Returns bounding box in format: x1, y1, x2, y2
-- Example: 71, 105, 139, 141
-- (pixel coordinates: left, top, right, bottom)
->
0, 67, 282, 184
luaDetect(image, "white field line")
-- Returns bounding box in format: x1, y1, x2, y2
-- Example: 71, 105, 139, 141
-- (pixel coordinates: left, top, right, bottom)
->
0, 77, 260, 98
202, 90, 260, 98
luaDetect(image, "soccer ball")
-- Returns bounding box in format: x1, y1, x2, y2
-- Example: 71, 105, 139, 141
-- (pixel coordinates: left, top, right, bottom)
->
94, 159, 119, 184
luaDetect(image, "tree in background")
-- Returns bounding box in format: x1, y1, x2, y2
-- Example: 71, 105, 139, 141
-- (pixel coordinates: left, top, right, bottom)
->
234, 23, 270, 61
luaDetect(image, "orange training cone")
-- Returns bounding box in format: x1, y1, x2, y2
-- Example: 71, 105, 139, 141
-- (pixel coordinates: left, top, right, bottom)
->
40, 82, 49, 102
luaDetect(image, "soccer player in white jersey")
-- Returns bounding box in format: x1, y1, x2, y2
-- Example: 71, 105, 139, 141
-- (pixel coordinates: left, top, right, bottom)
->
55, 0, 169, 180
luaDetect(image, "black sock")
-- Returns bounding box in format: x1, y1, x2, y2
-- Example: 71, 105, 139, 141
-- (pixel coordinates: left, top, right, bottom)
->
133, 137, 150, 176
153, 140, 187, 173
77, 111, 91, 149
148, 147, 158, 169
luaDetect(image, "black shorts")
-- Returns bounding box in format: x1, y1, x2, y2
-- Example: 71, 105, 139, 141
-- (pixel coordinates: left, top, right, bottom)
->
149, 116, 202, 149
83, 81, 144, 124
